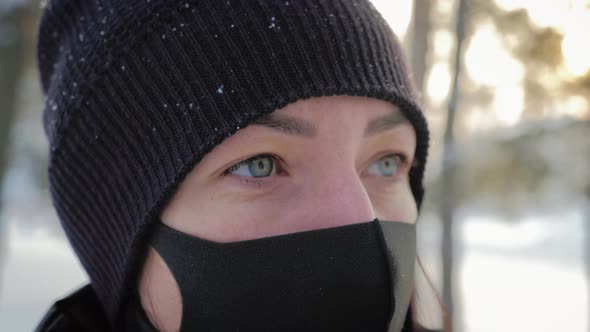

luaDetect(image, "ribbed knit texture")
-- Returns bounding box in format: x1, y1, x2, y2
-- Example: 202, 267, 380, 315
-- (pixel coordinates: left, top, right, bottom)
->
37, 0, 430, 328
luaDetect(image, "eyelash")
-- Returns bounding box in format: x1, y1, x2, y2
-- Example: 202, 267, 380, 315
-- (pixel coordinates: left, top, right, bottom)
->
222, 153, 283, 175
222, 153, 282, 187
367, 152, 409, 179
222, 152, 410, 187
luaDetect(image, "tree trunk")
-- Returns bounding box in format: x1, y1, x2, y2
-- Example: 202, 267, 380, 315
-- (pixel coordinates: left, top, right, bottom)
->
585, 185, 590, 322
440, 0, 468, 329
0, 5, 29, 300
409, 0, 432, 95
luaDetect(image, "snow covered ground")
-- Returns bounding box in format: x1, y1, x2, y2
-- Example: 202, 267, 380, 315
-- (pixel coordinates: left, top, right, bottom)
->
458, 211, 587, 332
0, 217, 87, 331
417, 205, 588, 332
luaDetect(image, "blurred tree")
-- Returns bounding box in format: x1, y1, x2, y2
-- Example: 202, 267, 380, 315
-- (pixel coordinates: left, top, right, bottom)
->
0, 0, 38, 299
586, 183, 590, 320
0, 6, 28, 183
440, 0, 468, 328
468, 3, 590, 309
408, 0, 432, 95
463, 0, 590, 122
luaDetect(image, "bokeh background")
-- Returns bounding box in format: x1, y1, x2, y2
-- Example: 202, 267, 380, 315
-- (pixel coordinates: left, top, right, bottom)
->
1, 0, 588, 331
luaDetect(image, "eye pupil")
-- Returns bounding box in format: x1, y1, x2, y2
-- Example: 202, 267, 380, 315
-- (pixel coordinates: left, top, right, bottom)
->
247, 156, 274, 177
377, 155, 398, 177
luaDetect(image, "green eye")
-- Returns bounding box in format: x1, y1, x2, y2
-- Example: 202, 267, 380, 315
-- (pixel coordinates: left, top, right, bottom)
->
367, 154, 401, 177
227, 155, 276, 178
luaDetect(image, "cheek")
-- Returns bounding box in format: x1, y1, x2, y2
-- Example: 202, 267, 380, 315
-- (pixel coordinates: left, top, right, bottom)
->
162, 183, 298, 242
138, 247, 182, 332
369, 183, 418, 224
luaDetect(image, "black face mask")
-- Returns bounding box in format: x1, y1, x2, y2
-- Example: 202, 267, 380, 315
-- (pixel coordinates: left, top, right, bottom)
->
134, 219, 416, 332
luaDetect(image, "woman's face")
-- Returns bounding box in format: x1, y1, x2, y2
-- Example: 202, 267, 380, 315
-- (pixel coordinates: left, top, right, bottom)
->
138, 95, 418, 331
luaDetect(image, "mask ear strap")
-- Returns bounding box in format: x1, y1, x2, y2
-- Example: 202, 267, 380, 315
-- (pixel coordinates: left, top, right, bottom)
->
148, 222, 179, 254
148, 221, 213, 332
374, 218, 397, 331
377, 221, 417, 332
148, 222, 201, 289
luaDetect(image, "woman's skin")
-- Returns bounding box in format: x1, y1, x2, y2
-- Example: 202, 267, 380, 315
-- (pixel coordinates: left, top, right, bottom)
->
138, 95, 418, 332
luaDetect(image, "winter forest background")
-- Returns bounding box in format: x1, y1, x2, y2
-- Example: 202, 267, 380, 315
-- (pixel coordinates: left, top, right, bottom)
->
1, 0, 589, 331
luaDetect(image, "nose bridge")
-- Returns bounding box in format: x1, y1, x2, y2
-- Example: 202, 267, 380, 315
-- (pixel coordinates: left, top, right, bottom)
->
306, 162, 376, 228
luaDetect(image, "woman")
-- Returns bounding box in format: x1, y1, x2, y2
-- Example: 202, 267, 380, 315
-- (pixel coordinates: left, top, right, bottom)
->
35, 0, 432, 331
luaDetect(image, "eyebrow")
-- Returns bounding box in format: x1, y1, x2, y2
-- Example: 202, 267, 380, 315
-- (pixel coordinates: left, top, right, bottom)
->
364, 110, 409, 137
251, 113, 317, 137
251, 110, 408, 138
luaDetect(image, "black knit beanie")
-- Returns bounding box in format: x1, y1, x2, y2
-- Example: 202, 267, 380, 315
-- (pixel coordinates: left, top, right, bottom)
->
37, 0, 429, 327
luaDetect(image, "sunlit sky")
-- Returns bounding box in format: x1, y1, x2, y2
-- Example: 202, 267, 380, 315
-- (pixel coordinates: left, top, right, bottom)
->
371, 0, 590, 132
369, 0, 413, 39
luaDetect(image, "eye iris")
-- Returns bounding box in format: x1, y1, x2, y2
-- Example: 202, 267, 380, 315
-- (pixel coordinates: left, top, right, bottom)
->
248, 156, 274, 177
378, 156, 398, 176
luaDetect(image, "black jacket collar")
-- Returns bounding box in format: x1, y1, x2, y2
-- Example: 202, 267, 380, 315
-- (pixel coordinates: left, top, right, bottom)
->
35, 284, 110, 332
